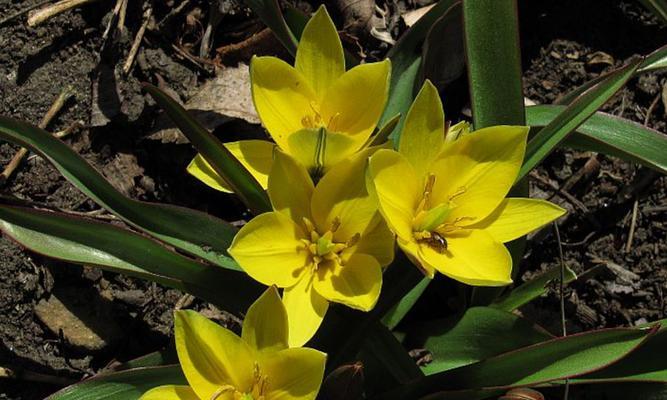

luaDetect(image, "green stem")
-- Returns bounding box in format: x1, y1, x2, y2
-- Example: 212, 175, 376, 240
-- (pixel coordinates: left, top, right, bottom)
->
462, 0, 527, 305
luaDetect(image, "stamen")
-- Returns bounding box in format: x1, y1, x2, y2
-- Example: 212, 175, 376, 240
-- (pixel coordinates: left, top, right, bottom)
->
346, 233, 361, 248
448, 186, 467, 202
327, 112, 341, 132
210, 385, 235, 400
330, 217, 341, 233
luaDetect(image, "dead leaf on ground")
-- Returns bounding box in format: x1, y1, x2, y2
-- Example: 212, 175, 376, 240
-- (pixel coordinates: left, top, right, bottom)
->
149, 64, 259, 144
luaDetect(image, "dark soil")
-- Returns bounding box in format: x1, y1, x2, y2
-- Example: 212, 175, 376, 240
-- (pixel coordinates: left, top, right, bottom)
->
0, 0, 664, 399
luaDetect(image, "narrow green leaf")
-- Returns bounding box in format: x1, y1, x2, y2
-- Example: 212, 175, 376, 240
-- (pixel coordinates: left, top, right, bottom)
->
540, 382, 667, 400
640, 43, 667, 72
242, 0, 298, 56
143, 84, 271, 214
637, 0, 667, 25
0, 116, 240, 270
526, 105, 667, 174
573, 321, 667, 383
47, 365, 186, 400
519, 59, 642, 180
377, 325, 657, 399
0, 205, 261, 312
364, 320, 424, 383
409, 307, 552, 375
369, 113, 401, 148
382, 277, 430, 330
463, 0, 527, 306
463, 0, 524, 128
557, 44, 666, 105
491, 265, 577, 311
380, 0, 459, 137
420, 3, 465, 95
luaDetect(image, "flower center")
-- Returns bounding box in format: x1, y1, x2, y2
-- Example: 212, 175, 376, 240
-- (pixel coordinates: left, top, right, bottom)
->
210, 363, 268, 400
411, 174, 470, 254
300, 217, 360, 270
301, 101, 340, 132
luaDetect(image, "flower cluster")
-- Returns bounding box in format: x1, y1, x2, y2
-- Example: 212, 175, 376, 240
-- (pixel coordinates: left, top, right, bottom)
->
159, 6, 564, 399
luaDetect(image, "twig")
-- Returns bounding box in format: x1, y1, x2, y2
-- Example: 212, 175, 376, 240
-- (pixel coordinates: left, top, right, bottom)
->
644, 93, 661, 126
553, 223, 570, 400
123, 8, 152, 75
0, 0, 54, 27
530, 170, 589, 213
117, 0, 128, 32
101, 0, 124, 43
157, 0, 192, 29
27, 0, 99, 27
0, 365, 75, 386
625, 198, 639, 253
0, 193, 117, 221
1, 87, 75, 182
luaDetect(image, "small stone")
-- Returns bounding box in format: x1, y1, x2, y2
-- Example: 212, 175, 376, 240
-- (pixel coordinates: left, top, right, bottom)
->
34, 289, 122, 352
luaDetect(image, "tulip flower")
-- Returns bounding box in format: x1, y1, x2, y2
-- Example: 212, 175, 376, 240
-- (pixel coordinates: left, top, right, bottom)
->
188, 5, 391, 192
367, 81, 565, 285
229, 150, 394, 347
140, 287, 326, 400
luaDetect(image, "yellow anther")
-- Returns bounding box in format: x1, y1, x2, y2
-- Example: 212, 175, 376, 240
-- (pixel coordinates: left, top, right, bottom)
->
346, 233, 361, 248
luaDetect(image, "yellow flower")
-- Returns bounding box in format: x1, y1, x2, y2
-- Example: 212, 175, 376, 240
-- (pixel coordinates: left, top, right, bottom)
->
140, 287, 326, 400
229, 150, 394, 347
187, 5, 391, 192
367, 81, 566, 285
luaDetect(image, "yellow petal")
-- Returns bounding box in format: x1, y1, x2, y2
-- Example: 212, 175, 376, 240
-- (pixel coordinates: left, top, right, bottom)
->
367, 149, 421, 241
295, 6, 345, 99
187, 140, 275, 192
251, 56, 316, 148
470, 198, 566, 243
260, 347, 326, 400
283, 275, 329, 347
321, 60, 391, 146
242, 286, 289, 353
313, 253, 382, 311
398, 80, 445, 175
398, 238, 435, 278
430, 125, 529, 223
229, 212, 308, 288
311, 148, 377, 242
286, 128, 360, 174
419, 229, 512, 286
268, 150, 314, 223
174, 310, 254, 399
140, 385, 199, 400
352, 214, 395, 267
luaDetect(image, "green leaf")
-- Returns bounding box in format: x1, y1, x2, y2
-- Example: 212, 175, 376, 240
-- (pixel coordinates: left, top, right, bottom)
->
143, 84, 271, 214
639, 43, 667, 72
368, 113, 401, 148
0, 116, 240, 271
519, 58, 642, 180
0, 205, 261, 312
557, 44, 666, 105
491, 264, 577, 311
382, 277, 430, 330
526, 105, 667, 174
408, 307, 552, 375
377, 325, 658, 399
541, 382, 667, 400
463, 0, 524, 128
242, 0, 298, 56
573, 320, 667, 383
47, 365, 186, 400
637, 0, 667, 25
420, 2, 465, 97
380, 0, 459, 138
364, 320, 423, 384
